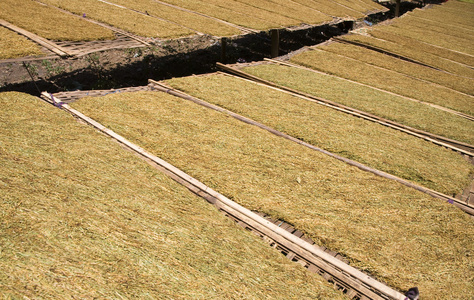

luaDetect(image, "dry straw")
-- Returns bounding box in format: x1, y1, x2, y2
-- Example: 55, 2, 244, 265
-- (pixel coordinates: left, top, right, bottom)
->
242, 63, 474, 145
0, 91, 345, 299
290, 48, 474, 116
0, 0, 114, 41
411, 1, 474, 29
394, 14, 474, 43
291, 0, 365, 18
341, 0, 474, 78
0, 26, 43, 59
225, 0, 331, 25
165, 73, 473, 196
321, 42, 474, 95
42, 0, 193, 38
98, 0, 241, 36
342, 33, 474, 78
72, 90, 474, 299
374, 22, 474, 56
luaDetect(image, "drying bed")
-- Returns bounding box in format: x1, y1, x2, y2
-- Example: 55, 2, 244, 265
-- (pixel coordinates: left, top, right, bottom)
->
241, 63, 474, 145
409, 1, 474, 30
0, 0, 114, 41
391, 13, 474, 45
379, 15, 474, 56
340, 1, 474, 78
369, 24, 473, 57
321, 41, 474, 95
72, 90, 474, 299
0, 26, 43, 59
289, 0, 365, 19
41, 0, 194, 38
165, 73, 473, 196
289, 48, 474, 116
158, 0, 309, 30
100, 0, 241, 36
152, 0, 281, 31
217, 0, 331, 25
0, 91, 345, 299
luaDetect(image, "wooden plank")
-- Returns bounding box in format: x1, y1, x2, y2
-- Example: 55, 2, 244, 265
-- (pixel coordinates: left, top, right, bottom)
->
149, 80, 474, 216
41, 91, 407, 300
0, 19, 70, 57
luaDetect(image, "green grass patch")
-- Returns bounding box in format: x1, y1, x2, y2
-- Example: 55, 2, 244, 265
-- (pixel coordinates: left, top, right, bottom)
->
42, 0, 193, 38
342, 33, 474, 78
320, 42, 474, 95
290, 48, 474, 115
242, 63, 474, 145
166, 73, 473, 196
104, 0, 240, 36
72, 90, 474, 299
0, 91, 345, 299
0, 0, 114, 41
0, 26, 43, 59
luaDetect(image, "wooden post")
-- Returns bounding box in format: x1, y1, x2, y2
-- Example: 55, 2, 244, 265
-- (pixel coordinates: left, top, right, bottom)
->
220, 37, 227, 64
395, 0, 401, 17
270, 29, 279, 58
